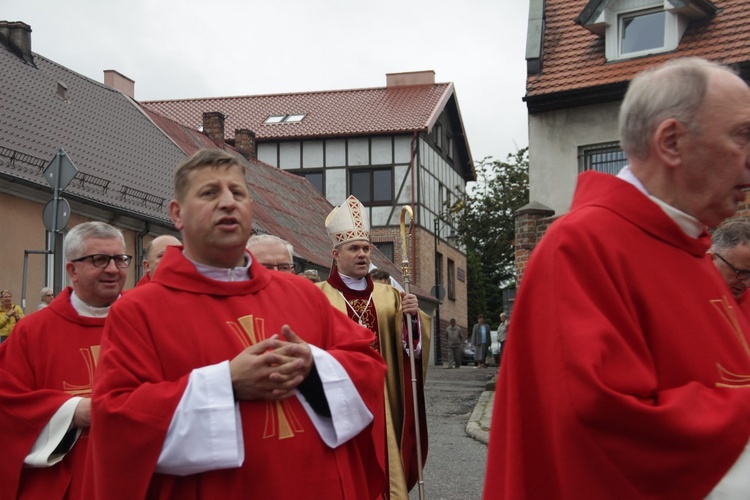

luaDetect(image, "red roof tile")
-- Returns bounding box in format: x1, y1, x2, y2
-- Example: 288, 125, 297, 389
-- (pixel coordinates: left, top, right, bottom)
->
528, 0, 750, 97
142, 84, 454, 141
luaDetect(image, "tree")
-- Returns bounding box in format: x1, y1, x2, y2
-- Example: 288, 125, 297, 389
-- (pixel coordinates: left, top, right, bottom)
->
450, 148, 529, 324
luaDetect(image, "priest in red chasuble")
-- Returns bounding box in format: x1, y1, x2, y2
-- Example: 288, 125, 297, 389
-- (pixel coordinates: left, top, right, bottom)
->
484, 58, 750, 499
317, 195, 430, 499
90, 149, 386, 500
0, 221, 128, 499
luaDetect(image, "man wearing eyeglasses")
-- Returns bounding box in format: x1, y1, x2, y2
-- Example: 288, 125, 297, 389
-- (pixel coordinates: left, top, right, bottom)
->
246, 234, 297, 273
0, 221, 128, 499
485, 58, 750, 499
710, 221, 750, 310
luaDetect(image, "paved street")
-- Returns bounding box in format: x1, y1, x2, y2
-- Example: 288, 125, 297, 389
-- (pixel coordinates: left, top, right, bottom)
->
410, 363, 495, 499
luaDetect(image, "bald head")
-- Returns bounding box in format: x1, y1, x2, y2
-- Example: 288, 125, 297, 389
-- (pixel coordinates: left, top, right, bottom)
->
144, 235, 181, 278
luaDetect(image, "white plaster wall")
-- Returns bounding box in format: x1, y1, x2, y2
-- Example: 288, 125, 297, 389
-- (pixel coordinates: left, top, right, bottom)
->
528, 100, 621, 215
279, 141, 301, 169
326, 139, 346, 167
257, 143, 277, 167
371, 136, 393, 164
395, 136, 412, 163
326, 168, 347, 205
302, 140, 324, 168
348, 137, 369, 165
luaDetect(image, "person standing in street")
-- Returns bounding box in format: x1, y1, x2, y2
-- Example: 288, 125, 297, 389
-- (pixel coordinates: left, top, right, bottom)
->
470, 314, 490, 369
445, 318, 463, 369
0, 289, 24, 342
496, 313, 509, 367
37, 287, 54, 310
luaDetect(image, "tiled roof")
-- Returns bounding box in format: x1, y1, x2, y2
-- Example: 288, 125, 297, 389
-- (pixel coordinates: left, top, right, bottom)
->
142, 83, 455, 141
0, 39, 405, 278
0, 44, 185, 223
527, 0, 750, 98
144, 109, 404, 275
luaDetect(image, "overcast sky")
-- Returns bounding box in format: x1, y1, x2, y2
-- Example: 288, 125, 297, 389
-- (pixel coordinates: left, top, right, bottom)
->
4, 0, 530, 165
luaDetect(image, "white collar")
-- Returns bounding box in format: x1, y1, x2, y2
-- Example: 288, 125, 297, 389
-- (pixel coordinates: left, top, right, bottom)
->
339, 272, 368, 291
70, 291, 114, 318
185, 251, 252, 282
616, 166, 704, 238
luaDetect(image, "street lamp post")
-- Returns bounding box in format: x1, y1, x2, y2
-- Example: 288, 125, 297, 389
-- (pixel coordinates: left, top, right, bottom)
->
433, 215, 456, 366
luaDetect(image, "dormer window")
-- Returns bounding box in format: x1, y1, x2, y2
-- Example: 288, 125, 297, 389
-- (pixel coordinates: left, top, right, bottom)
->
576, 0, 718, 62
620, 9, 665, 56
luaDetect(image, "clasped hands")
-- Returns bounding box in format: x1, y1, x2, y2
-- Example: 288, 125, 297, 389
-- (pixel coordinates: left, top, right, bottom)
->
229, 325, 312, 402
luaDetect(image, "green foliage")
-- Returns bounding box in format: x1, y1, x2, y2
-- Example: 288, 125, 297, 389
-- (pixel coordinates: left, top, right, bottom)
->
465, 248, 487, 328
450, 148, 529, 324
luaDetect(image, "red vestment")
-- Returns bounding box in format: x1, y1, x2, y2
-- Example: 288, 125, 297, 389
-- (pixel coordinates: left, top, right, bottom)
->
0, 288, 103, 499
484, 172, 750, 499
90, 247, 386, 499
135, 273, 150, 287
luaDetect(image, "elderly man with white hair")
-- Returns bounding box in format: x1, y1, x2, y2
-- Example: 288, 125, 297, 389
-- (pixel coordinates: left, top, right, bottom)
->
485, 58, 750, 498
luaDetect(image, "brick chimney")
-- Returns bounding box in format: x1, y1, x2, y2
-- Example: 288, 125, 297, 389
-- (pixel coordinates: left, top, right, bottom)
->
103, 70, 135, 99
234, 129, 256, 160
0, 21, 34, 66
202, 112, 226, 147
386, 70, 435, 87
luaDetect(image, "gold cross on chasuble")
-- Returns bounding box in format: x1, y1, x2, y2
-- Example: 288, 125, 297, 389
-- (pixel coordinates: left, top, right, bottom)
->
227, 315, 304, 440
63, 345, 100, 396
711, 297, 750, 387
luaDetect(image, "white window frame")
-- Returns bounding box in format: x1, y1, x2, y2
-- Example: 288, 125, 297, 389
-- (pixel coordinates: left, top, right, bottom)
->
618, 8, 666, 58
602, 1, 684, 62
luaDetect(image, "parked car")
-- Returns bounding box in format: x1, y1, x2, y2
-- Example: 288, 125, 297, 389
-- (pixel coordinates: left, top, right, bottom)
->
462, 341, 475, 365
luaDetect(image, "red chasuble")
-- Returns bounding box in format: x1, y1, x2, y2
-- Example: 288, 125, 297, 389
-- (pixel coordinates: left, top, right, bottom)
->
0, 288, 104, 500
90, 247, 386, 500
318, 268, 428, 497
484, 172, 750, 499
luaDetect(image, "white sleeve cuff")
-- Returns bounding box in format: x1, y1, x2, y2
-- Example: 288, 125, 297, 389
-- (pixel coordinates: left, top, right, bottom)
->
156, 361, 244, 476
25, 397, 82, 467
295, 345, 373, 448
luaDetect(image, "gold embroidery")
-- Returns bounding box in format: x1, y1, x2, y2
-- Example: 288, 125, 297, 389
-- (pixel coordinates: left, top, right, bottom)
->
227, 315, 304, 440
63, 346, 100, 396
711, 297, 750, 387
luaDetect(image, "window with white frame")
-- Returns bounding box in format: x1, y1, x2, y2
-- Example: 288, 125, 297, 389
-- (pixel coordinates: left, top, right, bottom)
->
577, 0, 715, 63
619, 8, 665, 57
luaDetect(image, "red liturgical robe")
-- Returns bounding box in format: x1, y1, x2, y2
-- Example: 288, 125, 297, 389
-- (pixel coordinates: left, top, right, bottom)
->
484, 172, 750, 499
0, 288, 104, 500
90, 248, 386, 500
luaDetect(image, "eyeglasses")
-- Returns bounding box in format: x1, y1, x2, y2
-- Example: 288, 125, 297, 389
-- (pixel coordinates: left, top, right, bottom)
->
261, 263, 296, 273
715, 253, 750, 281
71, 254, 133, 269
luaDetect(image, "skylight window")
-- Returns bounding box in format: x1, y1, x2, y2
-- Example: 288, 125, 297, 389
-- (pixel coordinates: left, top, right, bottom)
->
264, 113, 307, 124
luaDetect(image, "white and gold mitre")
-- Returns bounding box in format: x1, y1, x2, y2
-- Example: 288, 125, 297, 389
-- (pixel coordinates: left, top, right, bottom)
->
325, 195, 370, 247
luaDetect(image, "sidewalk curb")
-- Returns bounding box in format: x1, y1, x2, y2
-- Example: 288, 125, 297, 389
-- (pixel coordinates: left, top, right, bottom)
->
465, 389, 494, 445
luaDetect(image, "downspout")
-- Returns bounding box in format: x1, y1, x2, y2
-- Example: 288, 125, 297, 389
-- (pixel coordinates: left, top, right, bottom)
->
136, 222, 150, 282
410, 131, 419, 283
